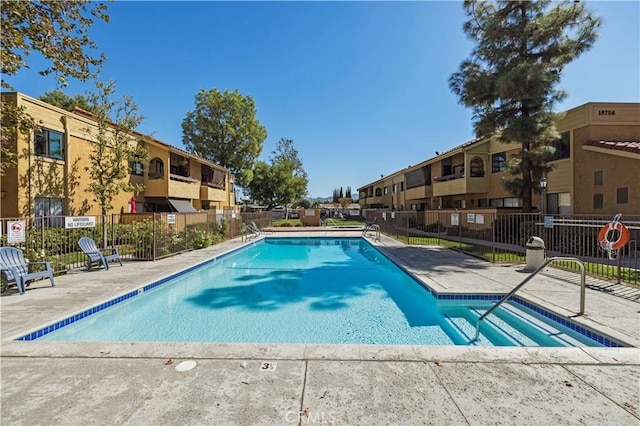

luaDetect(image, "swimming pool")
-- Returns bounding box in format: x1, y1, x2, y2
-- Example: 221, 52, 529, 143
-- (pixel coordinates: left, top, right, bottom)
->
27, 238, 621, 347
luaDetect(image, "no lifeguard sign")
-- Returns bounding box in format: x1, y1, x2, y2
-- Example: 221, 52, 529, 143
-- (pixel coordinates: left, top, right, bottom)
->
64, 216, 96, 229
7, 221, 26, 244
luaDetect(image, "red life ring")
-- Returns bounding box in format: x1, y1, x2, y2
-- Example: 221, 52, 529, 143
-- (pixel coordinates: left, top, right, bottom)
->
598, 221, 630, 251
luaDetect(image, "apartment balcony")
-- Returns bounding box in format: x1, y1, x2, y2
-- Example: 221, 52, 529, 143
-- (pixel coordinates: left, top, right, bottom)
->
359, 196, 383, 207
168, 173, 200, 199
433, 172, 489, 196
405, 185, 433, 201
200, 183, 227, 202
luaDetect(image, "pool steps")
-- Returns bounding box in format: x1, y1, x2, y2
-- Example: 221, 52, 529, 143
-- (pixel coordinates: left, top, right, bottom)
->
443, 303, 591, 347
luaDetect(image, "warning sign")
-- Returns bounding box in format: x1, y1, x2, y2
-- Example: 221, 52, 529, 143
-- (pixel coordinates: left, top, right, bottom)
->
64, 216, 96, 229
7, 221, 26, 244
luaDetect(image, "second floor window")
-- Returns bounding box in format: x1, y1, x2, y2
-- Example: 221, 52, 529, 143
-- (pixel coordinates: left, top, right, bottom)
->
551, 132, 570, 160
129, 161, 144, 176
492, 152, 506, 173
35, 128, 64, 160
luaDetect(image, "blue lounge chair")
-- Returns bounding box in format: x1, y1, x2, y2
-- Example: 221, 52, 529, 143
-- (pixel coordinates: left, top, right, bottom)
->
0, 247, 55, 295
78, 237, 122, 271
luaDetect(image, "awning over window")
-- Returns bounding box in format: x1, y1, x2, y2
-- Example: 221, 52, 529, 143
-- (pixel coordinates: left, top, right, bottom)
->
168, 199, 197, 212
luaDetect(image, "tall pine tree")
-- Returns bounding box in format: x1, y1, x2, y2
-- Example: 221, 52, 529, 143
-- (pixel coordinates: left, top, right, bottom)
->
449, 0, 600, 211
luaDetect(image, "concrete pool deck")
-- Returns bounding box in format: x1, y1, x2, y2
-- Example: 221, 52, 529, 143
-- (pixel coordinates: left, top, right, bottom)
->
1, 230, 639, 425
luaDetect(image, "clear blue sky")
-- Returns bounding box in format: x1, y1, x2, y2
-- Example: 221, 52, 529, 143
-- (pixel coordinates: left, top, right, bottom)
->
8, 1, 640, 199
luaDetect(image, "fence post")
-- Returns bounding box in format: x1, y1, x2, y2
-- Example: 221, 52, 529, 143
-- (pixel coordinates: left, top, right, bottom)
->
617, 250, 622, 285
41, 213, 45, 260
152, 213, 157, 261
491, 212, 496, 263
458, 212, 462, 249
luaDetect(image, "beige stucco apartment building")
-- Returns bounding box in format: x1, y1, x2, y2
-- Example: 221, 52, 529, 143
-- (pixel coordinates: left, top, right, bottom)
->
358, 102, 639, 216
1, 92, 236, 219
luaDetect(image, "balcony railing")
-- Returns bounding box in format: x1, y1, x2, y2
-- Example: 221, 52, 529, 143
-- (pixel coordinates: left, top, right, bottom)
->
434, 172, 464, 182
169, 173, 199, 183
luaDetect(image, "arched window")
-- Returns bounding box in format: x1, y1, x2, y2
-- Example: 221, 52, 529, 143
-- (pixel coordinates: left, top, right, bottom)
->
470, 156, 484, 177
149, 157, 165, 179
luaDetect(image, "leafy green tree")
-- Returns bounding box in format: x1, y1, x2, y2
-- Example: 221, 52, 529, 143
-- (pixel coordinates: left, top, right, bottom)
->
0, 99, 36, 175
83, 81, 148, 217
39, 90, 96, 113
1, 0, 109, 175
182, 88, 267, 187
294, 198, 311, 209
449, 0, 600, 212
1, 0, 109, 90
247, 138, 308, 212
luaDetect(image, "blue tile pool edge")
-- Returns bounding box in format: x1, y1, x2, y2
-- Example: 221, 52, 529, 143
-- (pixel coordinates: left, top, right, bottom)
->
14, 239, 263, 342
15, 236, 628, 347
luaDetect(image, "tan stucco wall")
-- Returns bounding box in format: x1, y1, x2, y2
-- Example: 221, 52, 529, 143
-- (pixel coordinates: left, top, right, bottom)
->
571, 124, 640, 215
1, 92, 236, 218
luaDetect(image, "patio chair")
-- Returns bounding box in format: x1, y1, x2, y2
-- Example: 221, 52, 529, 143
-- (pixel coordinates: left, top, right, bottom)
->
0, 247, 55, 295
78, 237, 122, 271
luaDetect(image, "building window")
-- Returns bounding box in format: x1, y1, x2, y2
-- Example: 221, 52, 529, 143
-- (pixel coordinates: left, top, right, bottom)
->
375, 188, 382, 196
34, 197, 65, 226
593, 193, 604, 209
35, 128, 64, 160
400, 182, 404, 191
504, 198, 519, 207
384, 187, 388, 195
552, 131, 570, 160
129, 161, 144, 176
489, 197, 519, 208
149, 158, 164, 179
405, 166, 430, 188
617, 188, 628, 204
492, 152, 506, 173
392, 184, 397, 194
470, 157, 484, 177
594, 171, 603, 186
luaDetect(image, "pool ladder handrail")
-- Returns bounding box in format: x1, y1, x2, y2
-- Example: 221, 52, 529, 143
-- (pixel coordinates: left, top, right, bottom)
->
473, 256, 586, 342
362, 223, 381, 241
241, 222, 261, 241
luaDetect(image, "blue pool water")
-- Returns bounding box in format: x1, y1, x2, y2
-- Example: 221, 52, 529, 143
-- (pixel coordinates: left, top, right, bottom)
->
35, 238, 613, 346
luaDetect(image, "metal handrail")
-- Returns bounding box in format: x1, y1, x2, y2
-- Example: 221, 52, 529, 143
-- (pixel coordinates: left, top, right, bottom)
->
241, 223, 261, 242
363, 223, 381, 241
473, 256, 586, 342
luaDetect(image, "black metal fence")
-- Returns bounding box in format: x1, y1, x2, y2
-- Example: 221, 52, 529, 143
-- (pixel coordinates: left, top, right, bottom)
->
2, 209, 638, 287
0, 211, 272, 275
366, 210, 639, 286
